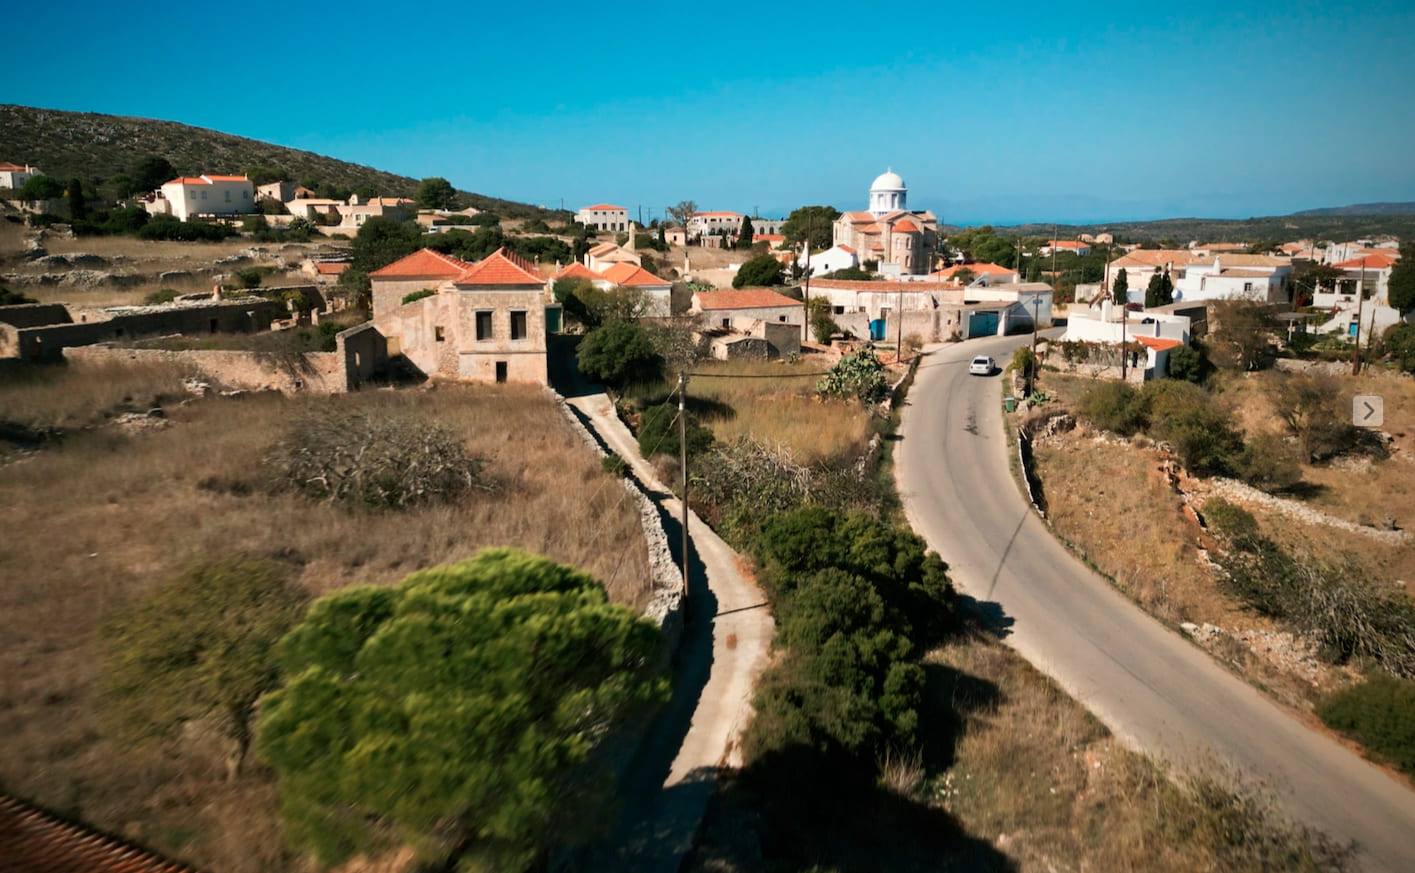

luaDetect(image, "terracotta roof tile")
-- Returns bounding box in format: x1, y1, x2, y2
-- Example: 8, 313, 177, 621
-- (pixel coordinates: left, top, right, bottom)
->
692, 211, 743, 218
451, 247, 546, 286
1110, 249, 1202, 268
1333, 254, 1396, 269
600, 262, 667, 286
313, 262, 348, 274
164, 177, 210, 186
932, 262, 1015, 278
837, 244, 855, 253
0, 795, 204, 873
587, 242, 622, 257
893, 219, 920, 233
554, 262, 601, 280
203, 174, 249, 182
583, 204, 625, 211
0, 162, 31, 171
1134, 335, 1183, 352
694, 289, 804, 310
369, 247, 473, 279
812, 279, 960, 294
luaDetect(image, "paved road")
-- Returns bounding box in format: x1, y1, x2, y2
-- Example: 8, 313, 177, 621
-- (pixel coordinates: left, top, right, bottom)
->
895, 337, 1415, 873
566, 391, 773, 873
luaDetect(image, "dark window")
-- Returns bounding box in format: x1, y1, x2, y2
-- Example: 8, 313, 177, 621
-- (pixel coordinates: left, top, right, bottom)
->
510, 310, 527, 340
209, 318, 218, 334
476, 311, 492, 339
495, 361, 508, 383
435, 325, 446, 342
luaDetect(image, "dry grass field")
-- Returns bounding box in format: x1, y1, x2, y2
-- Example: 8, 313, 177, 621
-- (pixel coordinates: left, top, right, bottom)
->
0, 371, 650, 872
685, 356, 874, 464
1030, 369, 1415, 709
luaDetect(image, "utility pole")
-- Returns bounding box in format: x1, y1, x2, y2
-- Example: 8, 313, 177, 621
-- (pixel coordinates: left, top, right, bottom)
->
1051, 223, 1058, 280
1121, 298, 1128, 381
803, 212, 813, 342
678, 373, 690, 607
1352, 260, 1367, 375
638, 205, 643, 227
897, 284, 905, 362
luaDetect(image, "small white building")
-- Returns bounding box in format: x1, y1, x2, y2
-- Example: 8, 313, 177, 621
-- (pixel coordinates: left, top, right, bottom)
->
158, 175, 255, 221
336, 196, 416, 229
1312, 253, 1406, 343
0, 162, 41, 191
575, 204, 629, 232
1173, 255, 1291, 304
256, 180, 295, 202
798, 243, 858, 277
1039, 240, 1091, 257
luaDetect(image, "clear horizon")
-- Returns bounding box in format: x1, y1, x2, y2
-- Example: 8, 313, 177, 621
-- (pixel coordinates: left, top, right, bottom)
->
10, 1, 1415, 226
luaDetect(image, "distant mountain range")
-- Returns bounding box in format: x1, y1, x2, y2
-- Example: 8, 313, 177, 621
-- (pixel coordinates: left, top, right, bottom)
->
941, 210, 1415, 244
1289, 202, 1415, 217
0, 104, 553, 218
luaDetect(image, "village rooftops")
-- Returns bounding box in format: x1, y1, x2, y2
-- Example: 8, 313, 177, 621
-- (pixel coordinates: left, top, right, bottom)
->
599, 262, 667, 286
369, 248, 474, 278
583, 204, 624, 211
451, 247, 545, 286
693, 289, 803, 310
163, 174, 250, 185
810, 278, 962, 293
1133, 335, 1183, 352
1333, 254, 1398, 269
931, 262, 1015, 279
553, 262, 600, 281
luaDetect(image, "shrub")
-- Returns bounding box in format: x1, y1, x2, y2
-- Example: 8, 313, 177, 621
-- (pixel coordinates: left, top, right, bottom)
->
1007, 346, 1038, 380
1273, 373, 1358, 462
232, 266, 265, 288
470, 211, 501, 226
1234, 431, 1303, 493
1318, 673, 1415, 776
144, 288, 180, 305
733, 253, 786, 288
1166, 343, 1205, 382
0, 284, 39, 306
267, 410, 494, 510
1202, 497, 1258, 540
1144, 380, 1242, 476
817, 348, 887, 404
401, 288, 437, 305
137, 215, 238, 242
577, 320, 663, 389
601, 453, 629, 476
1384, 323, 1415, 373
1076, 381, 1148, 436
637, 401, 715, 460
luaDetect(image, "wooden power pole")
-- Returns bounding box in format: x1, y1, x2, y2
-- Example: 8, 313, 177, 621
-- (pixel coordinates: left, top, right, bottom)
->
678, 373, 690, 606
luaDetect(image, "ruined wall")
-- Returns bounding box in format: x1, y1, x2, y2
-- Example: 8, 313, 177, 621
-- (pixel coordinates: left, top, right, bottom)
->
371, 277, 444, 319
0, 303, 72, 328
4, 299, 281, 362
64, 345, 347, 394
371, 293, 459, 380
336, 322, 387, 390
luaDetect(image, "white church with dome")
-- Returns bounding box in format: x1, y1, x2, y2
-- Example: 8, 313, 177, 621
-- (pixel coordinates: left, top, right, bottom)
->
833, 168, 938, 276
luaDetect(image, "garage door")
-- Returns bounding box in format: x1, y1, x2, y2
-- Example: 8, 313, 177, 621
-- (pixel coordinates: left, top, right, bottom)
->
969, 310, 999, 337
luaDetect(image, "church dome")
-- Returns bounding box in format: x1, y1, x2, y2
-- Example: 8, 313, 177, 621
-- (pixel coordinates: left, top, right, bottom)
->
870, 168, 905, 191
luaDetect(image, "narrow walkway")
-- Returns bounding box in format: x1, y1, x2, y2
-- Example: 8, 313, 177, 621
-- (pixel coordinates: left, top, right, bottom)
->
566, 391, 773, 873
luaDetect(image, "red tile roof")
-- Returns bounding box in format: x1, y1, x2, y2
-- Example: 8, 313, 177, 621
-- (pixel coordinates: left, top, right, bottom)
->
0, 162, 31, 171
694, 289, 804, 310
0, 795, 203, 873
587, 242, 623, 257
893, 219, 920, 233
837, 244, 855, 254
164, 177, 210, 186
1134, 335, 1183, 352
844, 211, 874, 222
584, 204, 625, 211
313, 262, 349, 275
756, 234, 785, 242
369, 247, 473, 279
1333, 254, 1396, 270
452, 247, 546, 286
554, 262, 601, 281
600, 262, 668, 286
1048, 240, 1089, 249
693, 211, 743, 218
932, 262, 1016, 279
203, 174, 249, 182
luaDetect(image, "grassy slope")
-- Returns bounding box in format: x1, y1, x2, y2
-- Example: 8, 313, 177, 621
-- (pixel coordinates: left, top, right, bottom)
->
0, 103, 556, 218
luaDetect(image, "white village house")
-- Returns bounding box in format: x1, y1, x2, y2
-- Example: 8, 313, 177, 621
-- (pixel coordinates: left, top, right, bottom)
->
576, 204, 629, 232
154, 175, 255, 221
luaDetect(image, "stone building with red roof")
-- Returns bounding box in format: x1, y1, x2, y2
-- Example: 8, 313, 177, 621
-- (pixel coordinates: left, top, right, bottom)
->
370, 247, 558, 383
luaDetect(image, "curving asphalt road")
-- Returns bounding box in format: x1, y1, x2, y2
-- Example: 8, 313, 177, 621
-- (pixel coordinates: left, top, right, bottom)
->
895, 336, 1415, 873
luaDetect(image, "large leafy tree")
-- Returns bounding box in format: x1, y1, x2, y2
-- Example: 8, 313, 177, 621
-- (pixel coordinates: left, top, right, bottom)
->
666, 200, 698, 238
416, 176, 458, 210
737, 214, 755, 249
104, 559, 308, 779
19, 174, 63, 200
257, 550, 667, 871
733, 253, 786, 288
349, 215, 425, 273
781, 205, 840, 252
1388, 241, 1415, 315
577, 319, 663, 387
131, 155, 176, 192
1145, 268, 1174, 307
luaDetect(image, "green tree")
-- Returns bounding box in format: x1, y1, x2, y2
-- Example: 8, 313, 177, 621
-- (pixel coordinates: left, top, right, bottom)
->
349, 215, 424, 274
1209, 299, 1276, 371
577, 319, 663, 388
1165, 343, 1204, 382
807, 296, 836, 344
1145, 268, 1174, 307
104, 558, 308, 779
1384, 323, 1415, 373
1112, 268, 1129, 306
131, 155, 176, 192
733, 253, 786, 288
737, 215, 755, 249
1292, 262, 1343, 306
244, 165, 287, 186
952, 267, 976, 286
781, 205, 841, 251
66, 176, 87, 221
416, 176, 458, 210
1389, 241, 1415, 315
637, 401, 716, 459
256, 550, 668, 871
20, 174, 63, 200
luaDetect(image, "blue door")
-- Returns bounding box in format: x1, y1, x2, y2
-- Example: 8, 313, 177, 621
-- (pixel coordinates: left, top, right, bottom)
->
970, 311, 999, 337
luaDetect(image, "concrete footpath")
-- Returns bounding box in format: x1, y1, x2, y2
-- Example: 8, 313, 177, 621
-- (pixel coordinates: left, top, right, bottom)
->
567, 391, 773, 873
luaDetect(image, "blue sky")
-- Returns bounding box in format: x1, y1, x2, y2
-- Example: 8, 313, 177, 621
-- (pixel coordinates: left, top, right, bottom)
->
9, 1, 1415, 224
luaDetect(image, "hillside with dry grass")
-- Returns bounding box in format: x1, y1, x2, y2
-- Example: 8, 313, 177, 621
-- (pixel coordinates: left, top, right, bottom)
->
0, 364, 650, 872
0, 103, 553, 218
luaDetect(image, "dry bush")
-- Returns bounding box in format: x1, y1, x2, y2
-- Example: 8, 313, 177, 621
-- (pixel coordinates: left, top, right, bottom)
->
0, 383, 650, 873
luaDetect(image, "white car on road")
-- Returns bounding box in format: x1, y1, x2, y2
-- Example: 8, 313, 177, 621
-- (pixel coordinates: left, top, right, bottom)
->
968, 355, 994, 376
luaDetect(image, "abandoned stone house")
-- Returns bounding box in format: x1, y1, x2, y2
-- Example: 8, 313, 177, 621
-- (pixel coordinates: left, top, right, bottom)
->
690, 288, 804, 360
369, 247, 559, 384
0, 298, 283, 362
